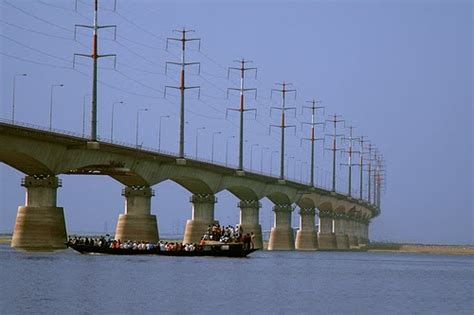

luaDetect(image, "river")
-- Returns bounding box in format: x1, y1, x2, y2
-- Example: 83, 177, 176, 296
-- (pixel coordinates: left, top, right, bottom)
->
0, 245, 472, 314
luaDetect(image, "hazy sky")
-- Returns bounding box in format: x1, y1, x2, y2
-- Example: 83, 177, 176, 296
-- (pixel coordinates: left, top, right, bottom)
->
0, 0, 472, 244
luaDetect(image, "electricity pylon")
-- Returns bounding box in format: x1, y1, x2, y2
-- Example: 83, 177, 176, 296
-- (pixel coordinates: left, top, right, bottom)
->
73, 0, 117, 142
357, 136, 369, 200
270, 82, 296, 180
226, 59, 257, 172
325, 114, 345, 192
301, 99, 324, 187
341, 126, 360, 197
164, 28, 201, 159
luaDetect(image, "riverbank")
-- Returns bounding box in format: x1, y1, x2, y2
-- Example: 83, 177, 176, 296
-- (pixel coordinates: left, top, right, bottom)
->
0, 235, 11, 245
367, 242, 474, 256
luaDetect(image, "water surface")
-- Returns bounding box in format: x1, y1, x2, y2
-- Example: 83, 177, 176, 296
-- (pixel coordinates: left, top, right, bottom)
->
0, 245, 472, 314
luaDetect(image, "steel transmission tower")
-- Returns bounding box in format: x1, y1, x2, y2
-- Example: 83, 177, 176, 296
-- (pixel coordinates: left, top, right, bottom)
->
301, 99, 324, 187
325, 114, 345, 192
365, 143, 374, 202
357, 136, 369, 200
226, 59, 257, 172
374, 155, 386, 207
73, 0, 117, 142
164, 28, 201, 160
270, 82, 297, 181
341, 126, 360, 197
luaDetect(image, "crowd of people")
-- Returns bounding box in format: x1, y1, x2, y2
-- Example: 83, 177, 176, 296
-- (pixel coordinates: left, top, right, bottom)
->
201, 223, 254, 248
68, 236, 198, 252
68, 223, 255, 252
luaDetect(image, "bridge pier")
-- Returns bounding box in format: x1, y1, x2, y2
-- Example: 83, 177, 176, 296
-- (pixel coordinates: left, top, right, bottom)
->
268, 204, 295, 250
11, 175, 67, 251
347, 217, 360, 248
334, 213, 350, 250
238, 200, 263, 249
115, 186, 159, 242
358, 219, 370, 246
183, 194, 217, 244
295, 208, 318, 250
317, 210, 337, 250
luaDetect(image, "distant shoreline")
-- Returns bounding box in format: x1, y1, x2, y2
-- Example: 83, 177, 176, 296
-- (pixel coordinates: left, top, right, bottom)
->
1, 235, 472, 255
367, 242, 474, 256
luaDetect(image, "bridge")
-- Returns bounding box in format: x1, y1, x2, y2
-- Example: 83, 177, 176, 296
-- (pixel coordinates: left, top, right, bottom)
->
0, 120, 379, 252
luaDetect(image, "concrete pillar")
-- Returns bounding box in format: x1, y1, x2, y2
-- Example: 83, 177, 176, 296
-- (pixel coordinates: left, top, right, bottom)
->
183, 194, 217, 244
317, 209, 337, 250
115, 186, 159, 242
12, 175, 67, 251
268, 203, 295, 250
238, 200, 263, 249
355, 219, 366, 246
295, 207, 318, 250
334, 212, 350, 250
362, 220, 370, 245
346, 217, 360, 248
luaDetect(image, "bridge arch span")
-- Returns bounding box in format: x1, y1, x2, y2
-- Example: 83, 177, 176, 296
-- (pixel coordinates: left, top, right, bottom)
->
147, 164, 221, 194
0, 150, 54, 175
217, 176, 265, 200
263, 184, 298, 204
297, 196, 316, 209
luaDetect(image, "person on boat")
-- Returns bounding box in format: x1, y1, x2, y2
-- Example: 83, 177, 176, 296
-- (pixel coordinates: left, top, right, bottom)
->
159, 242, 166, 251
250, 232, 255, 249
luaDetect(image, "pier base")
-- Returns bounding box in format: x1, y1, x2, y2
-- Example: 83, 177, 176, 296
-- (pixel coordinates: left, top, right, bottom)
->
295, 208, 318, 250
115, 214, 158, 242
114, 186, 159, 242
11, 176, 67, 251
183, 194, 216, 244
317, 212, 337, 250
295, 230, 318, 250
268, 204, 295, 250
348, 236, 360, 248
335, 234, 350, 250
239, 200, 263, 249
318, 233, 337, 250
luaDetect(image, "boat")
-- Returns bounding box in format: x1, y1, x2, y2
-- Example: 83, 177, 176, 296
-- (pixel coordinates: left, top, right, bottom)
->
67, 241, 258, 258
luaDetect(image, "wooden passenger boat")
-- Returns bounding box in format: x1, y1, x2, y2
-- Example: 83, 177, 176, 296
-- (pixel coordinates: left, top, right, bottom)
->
67, 241, 258, 258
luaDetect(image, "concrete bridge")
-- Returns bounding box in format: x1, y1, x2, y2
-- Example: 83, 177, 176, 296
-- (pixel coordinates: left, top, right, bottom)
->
0, 121, 379, 251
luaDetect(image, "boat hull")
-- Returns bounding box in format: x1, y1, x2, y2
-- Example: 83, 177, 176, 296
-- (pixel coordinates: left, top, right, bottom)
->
67, 242, 257, 258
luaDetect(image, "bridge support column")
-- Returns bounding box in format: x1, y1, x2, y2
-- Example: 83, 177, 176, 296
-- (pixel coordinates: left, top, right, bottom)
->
354, 220, 362, 244
360, 219, 370, 246
115, 186, 158, 242
238, 200, 263, 249
334, 213, 350, 250
355, 219, 364, 246
295, 208, 318, 250
12, 175, 67, 251
317, 210, 337, 250
183, 194, 217, 244
268, 204, 295, 250
347, 218, 360, 248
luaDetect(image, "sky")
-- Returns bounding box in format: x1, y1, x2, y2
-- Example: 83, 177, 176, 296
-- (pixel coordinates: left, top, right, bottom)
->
0, 0, 472, 244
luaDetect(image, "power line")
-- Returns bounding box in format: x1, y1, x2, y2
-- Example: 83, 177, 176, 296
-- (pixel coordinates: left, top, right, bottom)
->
3, 1, 73, 34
